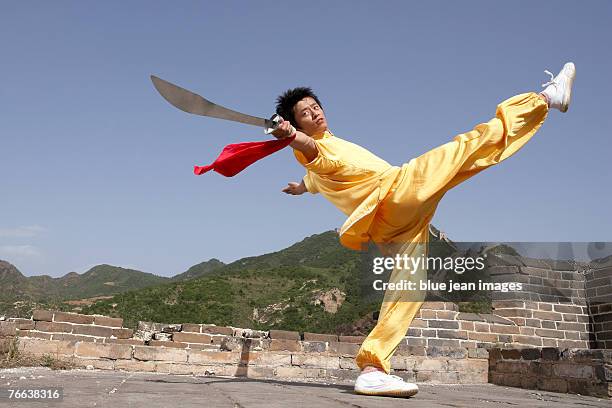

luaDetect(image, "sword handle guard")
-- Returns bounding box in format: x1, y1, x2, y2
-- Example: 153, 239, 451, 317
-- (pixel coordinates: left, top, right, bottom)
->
264, 114, 283, 135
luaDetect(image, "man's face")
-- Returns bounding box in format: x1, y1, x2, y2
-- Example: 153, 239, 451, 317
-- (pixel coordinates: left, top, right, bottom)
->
292, 96, 328, 136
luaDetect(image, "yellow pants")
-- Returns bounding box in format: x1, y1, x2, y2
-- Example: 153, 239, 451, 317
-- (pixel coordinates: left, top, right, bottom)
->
355, 92, 549, 373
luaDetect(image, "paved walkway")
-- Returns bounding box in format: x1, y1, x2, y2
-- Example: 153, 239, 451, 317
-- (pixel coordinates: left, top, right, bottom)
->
0, 367, 609, 407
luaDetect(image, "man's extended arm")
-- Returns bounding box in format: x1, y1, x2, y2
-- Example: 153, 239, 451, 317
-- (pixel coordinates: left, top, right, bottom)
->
271, 119, 318, 163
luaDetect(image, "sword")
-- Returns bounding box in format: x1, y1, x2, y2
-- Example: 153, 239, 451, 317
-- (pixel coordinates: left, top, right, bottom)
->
150, 75, 282, 134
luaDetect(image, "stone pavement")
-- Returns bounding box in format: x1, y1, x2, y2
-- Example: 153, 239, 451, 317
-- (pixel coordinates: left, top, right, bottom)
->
0, 367, 609, 408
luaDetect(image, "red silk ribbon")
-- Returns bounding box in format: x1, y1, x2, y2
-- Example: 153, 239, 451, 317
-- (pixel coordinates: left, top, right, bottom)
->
194, 135, 296, 177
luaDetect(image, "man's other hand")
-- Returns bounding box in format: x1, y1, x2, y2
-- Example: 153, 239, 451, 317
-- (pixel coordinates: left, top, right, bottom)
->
282, 181, 306, 195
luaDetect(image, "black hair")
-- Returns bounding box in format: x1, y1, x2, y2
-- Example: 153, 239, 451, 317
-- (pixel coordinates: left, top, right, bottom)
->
275, 87, 323, 127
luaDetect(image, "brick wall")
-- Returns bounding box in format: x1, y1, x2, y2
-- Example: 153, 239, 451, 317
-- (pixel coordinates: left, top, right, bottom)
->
489, 347, 611, 398
0, 307, 488, 384
585, 257, 612, 349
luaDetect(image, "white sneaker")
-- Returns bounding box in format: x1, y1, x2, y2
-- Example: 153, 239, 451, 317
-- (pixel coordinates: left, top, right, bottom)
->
541, 62, 576, 112
354, 370, 419, 397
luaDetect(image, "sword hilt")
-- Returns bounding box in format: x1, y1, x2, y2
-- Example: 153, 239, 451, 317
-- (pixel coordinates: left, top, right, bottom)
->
264, 114, 296, 138
264, 114, 283, 135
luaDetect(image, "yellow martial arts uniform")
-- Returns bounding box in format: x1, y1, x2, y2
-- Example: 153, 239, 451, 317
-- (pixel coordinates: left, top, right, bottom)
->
292, 92, 548, 373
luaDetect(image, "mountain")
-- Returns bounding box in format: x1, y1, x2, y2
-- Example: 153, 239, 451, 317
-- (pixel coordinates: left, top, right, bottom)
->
171, 258, 225, 281
80, 230, 370, 333
0, 262, 171, 315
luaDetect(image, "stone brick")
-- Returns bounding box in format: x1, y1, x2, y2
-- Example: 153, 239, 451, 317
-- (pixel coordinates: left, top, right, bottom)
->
426, 346, 467, 359
75, 342, 132, 359
554, 304, 583, 314
427, 339, 462, 348
275, 366, 305, 378
562, 313, 578, 322
291, 354, 340, 369
0, 322, 17, 336
489, 324, 520, 334
187, 344, 221, 352
240, 351, 292, 367
521, 348, 541, 360
468, 332, 498, 342
538, 302, 553, 311
9, 319, 34, 330
188, 350, 240, 364
532, 311, 563, 321
155, 362, 194, 375
474, 323, 490, 332
32, 309, 54, 322
420, 309, 437, 319
181, 323, 201, 333
303, 332, 338, 342
535, 328, 565, 339
410, 318, 427, 327
500, 349, 521, 359
428, 320, 459, 329
553, 363, 594, 379
149, 340, 188, 348
72, 324, 113, 337
268, 339, 301, 352
436, 310, 458, 320
107, 338, 145, 346
519, 327, 535, 335
339, 357, 358, 370
422, 329, 437, 337
70, 356, 115, 370
201, 324, 233, 336
52, 333, 100, 342
18, 338, 76, 356
415, 358, 447, 371
172, 332, 212, 344
269, 330, 300, 340
93, 315, 123, 328
210, 335, 231, 345
111, 328, 134, 339
35, 321, 73, 333
538, 378, 568, 393
395, 344, 426, 356
556, 322, 587, 331
390, 355, 410, 370
494, 308, 533, 318
16, 330, 52, 340
541, 347, 560, 360
338, 335, 365, 344
460, 321, 474, 331
115, 359, 157, 372
457, 312, 485, 322
541, 320, 556, 329
133, 345, 188, 362
437, 329, 468, 339
557, 340, 588, 348
54, 311, 94, 324
302, 341, 327, 353
513, 335, 543, 346
328, 342, 360, 356
405, 337, 427, 347
525, 318, 542, 328
496, 360, 526, 374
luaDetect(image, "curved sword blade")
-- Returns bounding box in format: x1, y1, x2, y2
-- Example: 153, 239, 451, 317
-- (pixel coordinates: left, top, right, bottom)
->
150, 75, 272, 129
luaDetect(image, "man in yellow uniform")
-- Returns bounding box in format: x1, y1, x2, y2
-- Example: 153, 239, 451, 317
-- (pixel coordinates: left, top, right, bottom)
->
271, 62, 576, 397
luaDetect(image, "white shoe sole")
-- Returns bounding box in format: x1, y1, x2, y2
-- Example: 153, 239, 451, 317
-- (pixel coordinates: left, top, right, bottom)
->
354, 386, 419, 397
560, 62, 576, 113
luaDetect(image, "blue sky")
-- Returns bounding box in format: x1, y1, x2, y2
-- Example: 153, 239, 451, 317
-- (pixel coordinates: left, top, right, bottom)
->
1, 1, 611, 278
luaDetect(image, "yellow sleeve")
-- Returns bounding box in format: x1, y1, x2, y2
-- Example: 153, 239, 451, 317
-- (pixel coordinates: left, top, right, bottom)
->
292, 141, 339, 175
302, 172, 318, 194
